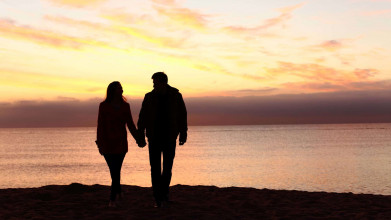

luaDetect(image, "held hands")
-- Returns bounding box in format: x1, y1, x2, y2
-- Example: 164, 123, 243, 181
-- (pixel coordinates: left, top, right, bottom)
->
138, 138, 146, 148
179, 132, 187, 146
136, 131, 146, 148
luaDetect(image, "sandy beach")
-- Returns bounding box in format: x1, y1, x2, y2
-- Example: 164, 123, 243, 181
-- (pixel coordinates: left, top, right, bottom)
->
0, 183, 390, 219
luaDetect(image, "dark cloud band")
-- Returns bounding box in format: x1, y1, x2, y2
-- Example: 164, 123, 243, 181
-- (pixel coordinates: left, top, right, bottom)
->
1, 90, 390, 128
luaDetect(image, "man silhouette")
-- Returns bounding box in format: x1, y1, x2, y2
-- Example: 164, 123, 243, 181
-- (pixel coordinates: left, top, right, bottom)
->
138, 72, 187, 207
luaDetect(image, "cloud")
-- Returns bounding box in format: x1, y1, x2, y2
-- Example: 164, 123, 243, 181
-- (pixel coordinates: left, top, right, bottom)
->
266, 61, 344, 83
0, 18, 109, 49
283, 82, 347, 92
223, 3, 305, 35
45, 14, 186, 48
150, 0, 177, 5
353, 68, 378, 79
44, 15, 107, 31
2, 89, 391, 127
360, 9, 391, 16
348, 79, 391, 90
266, 61, 380, 85
100, 11, 154, 25
0, 99, 101, 127
151, 0, 210, 31
282, 79, 391, 93
221, 88, 279, 96
278, 2, 306, 14
154, 6, 209, 31
317, 40, 344, 51
115, 25, 187, 48
186, 90, 391, 125
193, 63, 266, 82
100, 10, 190, 48
46, 0, 107, 8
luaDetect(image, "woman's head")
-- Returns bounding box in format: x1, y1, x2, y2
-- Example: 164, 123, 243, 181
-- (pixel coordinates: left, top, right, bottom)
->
104, 81, 126, 103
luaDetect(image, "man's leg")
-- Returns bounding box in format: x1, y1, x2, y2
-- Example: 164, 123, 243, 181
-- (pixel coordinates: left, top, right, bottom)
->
161, 141, 176, 201
148, 142, 162, 204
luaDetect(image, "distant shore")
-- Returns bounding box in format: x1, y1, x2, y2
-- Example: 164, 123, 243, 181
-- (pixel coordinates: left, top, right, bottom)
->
1, 183, 390, 219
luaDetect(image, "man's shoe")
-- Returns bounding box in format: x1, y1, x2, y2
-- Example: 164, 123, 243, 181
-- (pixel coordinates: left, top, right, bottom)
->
108, 200, 117, 208
117, 192, 124, 200
153, 200, 161, 208
161, 200, 171, 207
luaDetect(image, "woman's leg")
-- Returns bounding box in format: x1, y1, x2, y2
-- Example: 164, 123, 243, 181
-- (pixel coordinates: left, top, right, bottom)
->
104, 154, 125, 201
114, 154, 126, 196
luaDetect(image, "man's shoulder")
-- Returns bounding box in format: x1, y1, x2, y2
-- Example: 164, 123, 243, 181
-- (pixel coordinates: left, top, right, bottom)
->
168, 85, 181, 95
145, 91, 154, 97
99, 101, 107, 107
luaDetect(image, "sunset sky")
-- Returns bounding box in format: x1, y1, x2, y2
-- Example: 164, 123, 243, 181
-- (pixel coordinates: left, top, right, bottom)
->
1, 0, 391, 127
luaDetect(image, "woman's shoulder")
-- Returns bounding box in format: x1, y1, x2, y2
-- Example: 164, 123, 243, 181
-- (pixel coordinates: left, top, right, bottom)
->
100, 101, 129, 110
99, 101, 111, 110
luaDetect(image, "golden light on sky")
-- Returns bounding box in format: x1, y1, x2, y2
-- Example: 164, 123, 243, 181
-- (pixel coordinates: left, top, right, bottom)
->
1, 0, 391, 102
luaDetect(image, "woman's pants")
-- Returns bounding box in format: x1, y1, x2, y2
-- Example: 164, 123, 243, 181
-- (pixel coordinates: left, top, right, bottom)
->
103, 154, 126, 201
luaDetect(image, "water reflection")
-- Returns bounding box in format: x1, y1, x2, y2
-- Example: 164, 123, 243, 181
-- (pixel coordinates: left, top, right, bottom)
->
0, 124, 390, 195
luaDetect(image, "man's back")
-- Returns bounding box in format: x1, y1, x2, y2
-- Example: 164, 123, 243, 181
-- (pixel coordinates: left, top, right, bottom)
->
138, 85, 187, 142
137, 72, 188, 207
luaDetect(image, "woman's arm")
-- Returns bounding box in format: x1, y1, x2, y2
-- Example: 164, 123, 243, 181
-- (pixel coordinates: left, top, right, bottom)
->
96, 103, 105, 153
126, 103, 139, 140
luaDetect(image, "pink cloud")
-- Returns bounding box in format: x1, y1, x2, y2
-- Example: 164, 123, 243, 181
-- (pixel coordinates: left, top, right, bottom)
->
360, 9, 391, 16
46, 0, 106, 8
150, 0, 177, 5
309, 40, 347, 52
354, 69, 378, 79
283, 82, 347, 92
223, 3, 305, 35
267, 61, 342, 82
266, 61, 380, 88
320, 40, 343, 50
193, 64, 265, 82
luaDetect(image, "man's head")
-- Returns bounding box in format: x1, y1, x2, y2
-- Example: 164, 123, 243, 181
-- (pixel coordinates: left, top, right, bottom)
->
152, 72, 168, 92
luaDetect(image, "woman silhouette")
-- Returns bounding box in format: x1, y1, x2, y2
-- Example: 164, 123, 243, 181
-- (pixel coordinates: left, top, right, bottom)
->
96, 81, 142, 207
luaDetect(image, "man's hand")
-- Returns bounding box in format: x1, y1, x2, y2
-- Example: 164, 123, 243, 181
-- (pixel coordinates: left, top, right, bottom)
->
179, 132, 187, 146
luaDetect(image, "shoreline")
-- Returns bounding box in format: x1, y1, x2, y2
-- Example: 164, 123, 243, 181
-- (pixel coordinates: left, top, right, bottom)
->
1, 183, 390, 219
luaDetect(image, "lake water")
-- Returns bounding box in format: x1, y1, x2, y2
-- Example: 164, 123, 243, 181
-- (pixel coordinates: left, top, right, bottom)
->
0, 124, 390, 195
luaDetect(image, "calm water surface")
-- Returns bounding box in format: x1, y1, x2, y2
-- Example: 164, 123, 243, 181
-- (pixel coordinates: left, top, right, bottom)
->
0, 124, 390, 195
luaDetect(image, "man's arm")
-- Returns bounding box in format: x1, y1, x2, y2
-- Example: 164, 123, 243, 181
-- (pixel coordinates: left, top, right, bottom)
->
178, 93, 187, 145
137, 95, 148, 147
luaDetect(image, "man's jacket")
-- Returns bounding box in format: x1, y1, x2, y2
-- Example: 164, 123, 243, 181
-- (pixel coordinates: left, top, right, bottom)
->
138, 85, 187, 142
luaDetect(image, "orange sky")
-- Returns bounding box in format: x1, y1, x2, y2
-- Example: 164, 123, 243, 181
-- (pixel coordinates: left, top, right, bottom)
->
0, 0, 391, 126
1, 0, 390, 102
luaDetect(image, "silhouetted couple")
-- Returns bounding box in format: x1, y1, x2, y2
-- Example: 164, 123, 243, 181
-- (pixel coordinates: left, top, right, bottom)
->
96, 72, 187, 208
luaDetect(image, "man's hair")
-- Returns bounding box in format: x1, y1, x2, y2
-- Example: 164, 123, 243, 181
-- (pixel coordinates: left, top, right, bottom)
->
152, 72, 168, 84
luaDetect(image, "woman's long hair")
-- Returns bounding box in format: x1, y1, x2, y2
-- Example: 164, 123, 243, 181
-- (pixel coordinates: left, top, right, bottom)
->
104, 81, 127, 103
